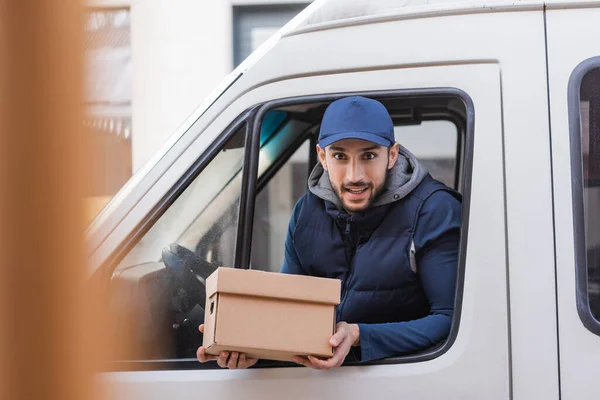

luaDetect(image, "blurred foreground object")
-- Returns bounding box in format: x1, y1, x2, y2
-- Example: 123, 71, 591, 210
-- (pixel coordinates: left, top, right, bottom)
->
0, 2, 108, 400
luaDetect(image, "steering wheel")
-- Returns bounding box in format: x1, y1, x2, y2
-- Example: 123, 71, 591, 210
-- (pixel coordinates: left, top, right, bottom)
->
162, 243, 220, 358
162, 243, 216, 310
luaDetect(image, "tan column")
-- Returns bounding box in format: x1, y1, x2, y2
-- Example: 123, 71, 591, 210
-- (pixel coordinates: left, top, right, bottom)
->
0, 2, 106, 400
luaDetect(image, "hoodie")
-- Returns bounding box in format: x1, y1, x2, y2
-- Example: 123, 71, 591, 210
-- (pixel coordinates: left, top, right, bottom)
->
308, 144, 428, 209
281, 147, 462, 363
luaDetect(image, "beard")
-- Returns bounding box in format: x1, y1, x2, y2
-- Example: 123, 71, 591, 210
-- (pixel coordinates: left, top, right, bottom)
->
331, 175, 387, 213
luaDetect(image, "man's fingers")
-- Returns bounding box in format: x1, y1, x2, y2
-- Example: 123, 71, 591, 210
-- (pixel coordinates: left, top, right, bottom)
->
228, 352, 240, 369
196, 346, 204, 361
198, 348, 257, 369
196, 346, 217, 363
328, 342, 352, 368
217, 351, 229, 368
330, 329, 347, 347
238, 353, 258, 369
292, 356, 319, 369
310, 342, 350, 369
292, 354, 340, 370
308, 355, 336, 370
199, 324, 204, 333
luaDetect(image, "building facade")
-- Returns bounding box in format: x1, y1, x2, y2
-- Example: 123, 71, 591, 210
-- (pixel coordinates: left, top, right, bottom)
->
84, 1, 311, 208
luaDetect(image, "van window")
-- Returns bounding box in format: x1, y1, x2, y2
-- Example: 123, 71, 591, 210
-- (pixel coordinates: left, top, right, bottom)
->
250, 102, 463, 274
579, 67, 600, 321
108, 123, 247, 361
395, 120, 460, 189
118, 124, 247, 269
251, 141, 311, 272
247, 95, 467, 366
106, 93, 470, 369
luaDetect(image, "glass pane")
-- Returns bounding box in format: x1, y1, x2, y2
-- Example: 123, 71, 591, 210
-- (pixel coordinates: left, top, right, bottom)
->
251, 141, 310, 272
394, 120, 459, 189
108, 124, 246, 361
581, 68, 600, 320
118, 124, 247, 270
249, 109, 313, 272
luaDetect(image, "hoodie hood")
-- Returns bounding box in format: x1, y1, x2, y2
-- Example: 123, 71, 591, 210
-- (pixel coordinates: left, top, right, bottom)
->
308, 144, 428, 210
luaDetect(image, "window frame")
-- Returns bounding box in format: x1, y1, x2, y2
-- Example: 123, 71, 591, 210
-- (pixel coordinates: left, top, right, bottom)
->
102, 88, 474, 372
568, 56, 600, 336
239, 88, 474, 367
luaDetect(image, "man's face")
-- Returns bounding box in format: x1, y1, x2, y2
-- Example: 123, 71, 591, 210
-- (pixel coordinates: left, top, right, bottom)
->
317, 138, 399, 213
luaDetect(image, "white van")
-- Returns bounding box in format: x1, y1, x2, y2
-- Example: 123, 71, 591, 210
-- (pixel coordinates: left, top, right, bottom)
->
89, 0, 600, 398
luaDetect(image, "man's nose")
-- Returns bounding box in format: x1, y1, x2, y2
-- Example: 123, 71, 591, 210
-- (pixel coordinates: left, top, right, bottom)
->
346, 160, 365, 184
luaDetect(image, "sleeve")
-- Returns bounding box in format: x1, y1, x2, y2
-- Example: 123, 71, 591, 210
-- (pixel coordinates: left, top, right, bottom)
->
280, 195, 308, 276
355, 190, 461, 362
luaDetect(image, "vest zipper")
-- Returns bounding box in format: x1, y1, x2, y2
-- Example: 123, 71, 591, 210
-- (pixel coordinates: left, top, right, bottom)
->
344, 218, 351, 234
338, 216, 354, 322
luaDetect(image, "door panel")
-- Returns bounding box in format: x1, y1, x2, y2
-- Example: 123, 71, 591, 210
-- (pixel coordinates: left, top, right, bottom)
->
104, 63, 509, 399
546, 4, 600, 399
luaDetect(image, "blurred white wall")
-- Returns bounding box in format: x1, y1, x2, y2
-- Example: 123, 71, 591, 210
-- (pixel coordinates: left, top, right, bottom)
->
87, 0, 311, 173
130, 0, 233, 171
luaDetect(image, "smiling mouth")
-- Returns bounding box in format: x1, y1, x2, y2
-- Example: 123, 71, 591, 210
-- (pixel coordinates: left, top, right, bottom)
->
345, 187, 368, 195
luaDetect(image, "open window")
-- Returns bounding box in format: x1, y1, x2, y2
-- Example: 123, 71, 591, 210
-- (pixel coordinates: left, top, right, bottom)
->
250, 95, 465, 274
104, 90, 471, 370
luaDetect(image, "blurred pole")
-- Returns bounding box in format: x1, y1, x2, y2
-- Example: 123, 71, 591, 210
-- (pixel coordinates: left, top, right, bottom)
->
0, 2, 105, 400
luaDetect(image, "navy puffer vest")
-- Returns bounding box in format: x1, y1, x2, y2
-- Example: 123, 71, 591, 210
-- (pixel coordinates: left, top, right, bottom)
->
293, 174, 458, 324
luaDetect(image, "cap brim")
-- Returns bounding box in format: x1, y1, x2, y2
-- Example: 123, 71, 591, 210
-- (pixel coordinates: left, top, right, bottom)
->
318, 131, 392, 148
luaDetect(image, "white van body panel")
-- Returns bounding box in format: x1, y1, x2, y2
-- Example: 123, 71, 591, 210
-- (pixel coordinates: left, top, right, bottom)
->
546, 5, 600, 399
103, 62, 510, 399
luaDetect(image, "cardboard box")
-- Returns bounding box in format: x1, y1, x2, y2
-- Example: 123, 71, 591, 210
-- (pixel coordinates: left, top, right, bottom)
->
202, 267, 341, 362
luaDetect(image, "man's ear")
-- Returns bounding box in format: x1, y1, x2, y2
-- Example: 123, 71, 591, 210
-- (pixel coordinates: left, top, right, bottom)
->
316, 144, 327, 171
388, 143, 400, 170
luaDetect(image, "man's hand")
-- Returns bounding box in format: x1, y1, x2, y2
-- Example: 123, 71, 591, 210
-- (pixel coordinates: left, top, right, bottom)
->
292, 322, 359, 370
196, 324, 259, 369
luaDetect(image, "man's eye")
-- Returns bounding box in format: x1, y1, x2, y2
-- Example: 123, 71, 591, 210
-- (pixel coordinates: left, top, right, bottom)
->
364, 153, 376, 160
333, 153, 346, 160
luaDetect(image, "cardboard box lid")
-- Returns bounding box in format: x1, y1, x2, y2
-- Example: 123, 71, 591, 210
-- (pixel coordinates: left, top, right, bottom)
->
206, 267, 340, 305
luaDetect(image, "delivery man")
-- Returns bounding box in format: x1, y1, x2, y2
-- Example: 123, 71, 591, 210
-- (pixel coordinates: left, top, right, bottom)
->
197, 96, 462, 370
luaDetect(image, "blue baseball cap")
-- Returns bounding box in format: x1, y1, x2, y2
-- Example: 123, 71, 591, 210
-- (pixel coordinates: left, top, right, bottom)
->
318, 96, 395, 148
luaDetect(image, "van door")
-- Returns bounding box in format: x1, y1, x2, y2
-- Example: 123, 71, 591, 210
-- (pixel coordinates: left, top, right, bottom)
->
546, 3, 600, 399
103, 62, 509, 399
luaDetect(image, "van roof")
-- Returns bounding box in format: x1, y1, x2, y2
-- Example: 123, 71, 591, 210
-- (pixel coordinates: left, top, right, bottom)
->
285, 0, 594, 36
